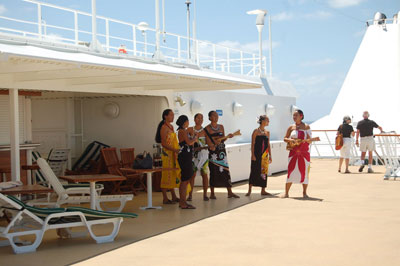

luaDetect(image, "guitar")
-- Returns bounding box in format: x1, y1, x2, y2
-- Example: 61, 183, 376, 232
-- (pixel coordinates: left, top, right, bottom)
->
214, 130, 242, 142
286, 137, 320, 151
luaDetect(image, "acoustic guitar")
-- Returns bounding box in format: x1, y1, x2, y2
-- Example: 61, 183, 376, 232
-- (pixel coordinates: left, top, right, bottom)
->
286, 137, 320, 151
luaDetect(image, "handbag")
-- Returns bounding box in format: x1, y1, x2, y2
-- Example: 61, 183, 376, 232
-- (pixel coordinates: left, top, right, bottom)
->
335, 125, 344, 150
133, 151, 153, 169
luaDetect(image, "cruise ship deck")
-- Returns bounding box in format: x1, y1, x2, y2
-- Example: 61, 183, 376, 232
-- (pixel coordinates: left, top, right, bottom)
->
2, 159, 400, 266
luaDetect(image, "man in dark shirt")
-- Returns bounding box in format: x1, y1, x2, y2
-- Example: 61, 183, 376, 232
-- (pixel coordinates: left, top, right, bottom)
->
356, 111, 383, 173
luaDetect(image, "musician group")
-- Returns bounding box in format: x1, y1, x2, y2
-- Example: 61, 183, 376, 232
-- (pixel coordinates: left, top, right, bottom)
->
155, 108, 312, 209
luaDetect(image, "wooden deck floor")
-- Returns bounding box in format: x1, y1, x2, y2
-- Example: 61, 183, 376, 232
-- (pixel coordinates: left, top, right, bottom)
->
2, 159, 400, 266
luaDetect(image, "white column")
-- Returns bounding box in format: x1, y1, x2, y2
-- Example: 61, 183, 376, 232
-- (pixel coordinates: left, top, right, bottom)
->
155, 0, 161, 59
91, 0, 97, 51
37, 4, 42, 39
257, 25, 263, 77
9, 89, 20, 182
186, 2, 191, 61
132, 25, 137, 56
269, 15, 272, 78
25, 97, 33, 185
74, 11, 78, 45
193, 0, 198, 64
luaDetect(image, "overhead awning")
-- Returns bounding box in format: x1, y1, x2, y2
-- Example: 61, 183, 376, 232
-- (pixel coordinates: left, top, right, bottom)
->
0, 42, 262, 95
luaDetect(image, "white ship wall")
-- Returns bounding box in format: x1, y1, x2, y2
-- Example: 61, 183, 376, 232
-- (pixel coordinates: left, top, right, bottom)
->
312, 21, 400, 132
177, 90, 296, 142
32, 98, 74, 157
30, 89, 294, 182
82, 96, 169, 153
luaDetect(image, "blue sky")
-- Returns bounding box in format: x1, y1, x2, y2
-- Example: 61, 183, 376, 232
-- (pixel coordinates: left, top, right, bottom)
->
0, 0, 399, 121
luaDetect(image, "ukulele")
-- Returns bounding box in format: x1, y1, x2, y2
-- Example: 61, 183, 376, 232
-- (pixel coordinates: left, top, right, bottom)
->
286, 137, 320, 151
214, 130, 242, 142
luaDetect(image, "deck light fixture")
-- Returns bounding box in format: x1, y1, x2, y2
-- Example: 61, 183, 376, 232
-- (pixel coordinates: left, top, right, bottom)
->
290, 104, 299, 115
247, 9, 267, 77
175, 95, 186, 106
185, 1, 192, 62
233, 102, 244, 116
265, 104, 276, 116
138, 22, 149, 57
190, 100, 203, 114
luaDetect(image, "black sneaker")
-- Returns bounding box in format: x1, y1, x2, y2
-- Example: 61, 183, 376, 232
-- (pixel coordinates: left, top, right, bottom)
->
359, 165, 365, 172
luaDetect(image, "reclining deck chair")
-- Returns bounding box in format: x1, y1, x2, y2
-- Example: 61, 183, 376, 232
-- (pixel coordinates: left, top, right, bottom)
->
0, 193, 137, 254
69, 141, 110, 174
101, 148, 145, 195
32, 151, 104, 204
31, 158, 133, 212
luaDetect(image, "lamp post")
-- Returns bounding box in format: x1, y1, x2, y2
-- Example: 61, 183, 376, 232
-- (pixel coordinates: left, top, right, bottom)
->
154, 0, 163, 59
247, 9, 267, 77
185, 1, 191, 62
91, 0, 97, 51
192, 0, 198, 64
138, 22, 149, 57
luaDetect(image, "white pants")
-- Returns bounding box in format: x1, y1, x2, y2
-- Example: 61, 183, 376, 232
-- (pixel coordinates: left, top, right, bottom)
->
340, 138, 352, 159
360, 136, 375, 152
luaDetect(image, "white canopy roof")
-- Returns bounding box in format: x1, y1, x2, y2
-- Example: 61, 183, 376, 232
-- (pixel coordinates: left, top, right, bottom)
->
0, 42, 261, 95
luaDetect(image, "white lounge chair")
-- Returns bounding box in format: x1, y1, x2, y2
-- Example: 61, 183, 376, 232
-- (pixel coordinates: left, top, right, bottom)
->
31, 158, 133, 213
0, 193, 137, 254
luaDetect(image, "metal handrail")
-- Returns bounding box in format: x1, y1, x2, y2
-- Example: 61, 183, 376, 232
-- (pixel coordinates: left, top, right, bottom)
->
0, 0, 268, 77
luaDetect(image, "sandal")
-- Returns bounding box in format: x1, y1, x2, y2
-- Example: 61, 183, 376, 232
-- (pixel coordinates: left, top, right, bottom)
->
172, 198, 180, 203
163, 199, 175, 205
210, 195, 217, 200
203, 196, 209, 201
187, 196, 192, 201
179, 204, 196, 209
228, 194, 240, 198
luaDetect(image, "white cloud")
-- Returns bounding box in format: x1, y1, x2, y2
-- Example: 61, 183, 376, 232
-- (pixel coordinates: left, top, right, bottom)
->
303, 10, 333, 19
300, 58, 336, 67
294, 75, 328, 88
272, 12, 294, 21
0, 5, 7, 15
271, 10, 332, 22
328, 0, 365, 8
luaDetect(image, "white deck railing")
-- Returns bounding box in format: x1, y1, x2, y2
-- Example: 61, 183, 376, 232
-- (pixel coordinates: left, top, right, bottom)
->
311, 130, 400, 179
0, 0, 267, 77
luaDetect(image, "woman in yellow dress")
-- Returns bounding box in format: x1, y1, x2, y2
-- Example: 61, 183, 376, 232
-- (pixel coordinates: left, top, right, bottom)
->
155, 109, 181, 204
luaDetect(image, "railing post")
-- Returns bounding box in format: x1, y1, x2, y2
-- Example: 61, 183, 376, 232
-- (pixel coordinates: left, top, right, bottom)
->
325, 131, 336, 157
240, 51, 244, 75
37, 3, 42, 39
213, 44, 216, 70
74, 11, 79, 45
177, 36, 181, 61
105, 19, 110, 51
226, 47, 230, 73
132, 25, 137, 56
252, 54, 256, 76
196, 39, 200, 66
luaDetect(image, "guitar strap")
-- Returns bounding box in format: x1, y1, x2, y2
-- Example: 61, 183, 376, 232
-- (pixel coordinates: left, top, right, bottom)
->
204, 127, 215, 145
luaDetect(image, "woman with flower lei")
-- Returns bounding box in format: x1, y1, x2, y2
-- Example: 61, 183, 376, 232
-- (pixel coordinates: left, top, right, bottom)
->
281, 109, 312, 198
